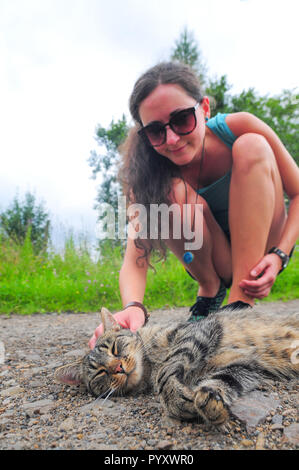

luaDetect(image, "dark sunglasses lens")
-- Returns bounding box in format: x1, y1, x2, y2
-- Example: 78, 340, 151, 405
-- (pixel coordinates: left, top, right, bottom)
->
171, 109, 196, 135
144, 123, 165, 146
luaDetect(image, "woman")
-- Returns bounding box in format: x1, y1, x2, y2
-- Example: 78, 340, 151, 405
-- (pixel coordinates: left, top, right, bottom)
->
89, 62, 299, 348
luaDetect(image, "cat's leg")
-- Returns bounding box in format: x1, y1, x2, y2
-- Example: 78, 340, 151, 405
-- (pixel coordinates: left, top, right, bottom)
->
156, 362, 203, 421
157, 360, 230, 424
194, 362, 266, 424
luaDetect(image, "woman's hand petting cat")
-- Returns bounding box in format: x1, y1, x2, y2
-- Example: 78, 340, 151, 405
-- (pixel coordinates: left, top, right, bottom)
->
239, 253, 282, 299
88, 307, 146, 349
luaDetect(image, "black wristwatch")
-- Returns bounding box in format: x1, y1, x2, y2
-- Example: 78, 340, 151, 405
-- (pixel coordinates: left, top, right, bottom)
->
268, 247, 289, 273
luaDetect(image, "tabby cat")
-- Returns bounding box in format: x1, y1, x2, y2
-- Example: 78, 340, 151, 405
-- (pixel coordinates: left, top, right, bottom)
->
54, 307, 299, 425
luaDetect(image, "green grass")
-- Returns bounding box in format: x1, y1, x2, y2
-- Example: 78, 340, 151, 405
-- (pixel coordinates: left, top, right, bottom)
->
0, 232, 298, 315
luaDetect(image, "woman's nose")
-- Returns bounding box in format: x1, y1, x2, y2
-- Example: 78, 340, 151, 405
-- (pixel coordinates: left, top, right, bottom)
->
165, 126, 180, 146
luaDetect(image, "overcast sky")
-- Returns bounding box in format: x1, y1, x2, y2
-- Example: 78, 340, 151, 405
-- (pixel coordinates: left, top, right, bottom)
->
1, 0, 298, 245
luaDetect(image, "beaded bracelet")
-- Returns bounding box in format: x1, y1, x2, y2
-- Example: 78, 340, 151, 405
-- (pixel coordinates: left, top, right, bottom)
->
124, 301, 150, 325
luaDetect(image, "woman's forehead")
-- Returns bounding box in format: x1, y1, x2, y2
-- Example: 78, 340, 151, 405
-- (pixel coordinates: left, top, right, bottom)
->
139, 83, 196, 125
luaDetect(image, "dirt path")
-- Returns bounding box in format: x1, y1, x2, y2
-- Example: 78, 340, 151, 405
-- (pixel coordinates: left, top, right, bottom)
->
0, 300, 298, 450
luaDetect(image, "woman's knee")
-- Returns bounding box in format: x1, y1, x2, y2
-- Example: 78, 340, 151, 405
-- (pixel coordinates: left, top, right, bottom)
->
232, 133, 274, 174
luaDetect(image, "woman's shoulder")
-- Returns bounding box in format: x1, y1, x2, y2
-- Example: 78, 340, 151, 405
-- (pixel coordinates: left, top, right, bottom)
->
225, 112, 263, 137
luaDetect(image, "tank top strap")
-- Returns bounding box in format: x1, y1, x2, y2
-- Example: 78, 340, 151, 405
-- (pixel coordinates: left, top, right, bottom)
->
206, 113, 237, 149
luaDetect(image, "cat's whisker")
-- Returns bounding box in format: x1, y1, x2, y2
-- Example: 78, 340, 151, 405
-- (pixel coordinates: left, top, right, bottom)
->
102, 387, 116, 404
94, 386, 115, 402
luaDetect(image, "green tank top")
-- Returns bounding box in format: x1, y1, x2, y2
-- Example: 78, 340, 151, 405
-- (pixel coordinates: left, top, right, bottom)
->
197, 113, 237, 238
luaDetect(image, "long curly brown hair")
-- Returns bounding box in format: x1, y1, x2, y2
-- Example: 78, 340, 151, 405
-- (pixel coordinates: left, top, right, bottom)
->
119, 62, 204, 263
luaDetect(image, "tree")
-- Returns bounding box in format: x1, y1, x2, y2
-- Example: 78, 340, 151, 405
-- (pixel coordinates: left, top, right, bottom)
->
172, 28, 299, 161
226, 88, 299, 164
88, 115, 129, 241
0, 191, 50, 253
171, 28, 232, 116
171, 27, 208, 86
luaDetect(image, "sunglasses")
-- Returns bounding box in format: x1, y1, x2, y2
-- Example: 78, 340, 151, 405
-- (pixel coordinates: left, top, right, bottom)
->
138, 102, 200, 147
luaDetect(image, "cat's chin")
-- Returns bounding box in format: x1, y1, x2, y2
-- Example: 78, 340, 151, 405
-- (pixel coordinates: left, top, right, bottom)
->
124, 351, 144, 391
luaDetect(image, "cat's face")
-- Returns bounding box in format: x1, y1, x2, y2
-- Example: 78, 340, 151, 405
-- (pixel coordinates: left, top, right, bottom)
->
54, 308, 145, 397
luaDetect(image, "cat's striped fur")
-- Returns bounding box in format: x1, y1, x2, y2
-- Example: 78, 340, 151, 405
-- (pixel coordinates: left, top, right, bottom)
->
54, 307, 299, 425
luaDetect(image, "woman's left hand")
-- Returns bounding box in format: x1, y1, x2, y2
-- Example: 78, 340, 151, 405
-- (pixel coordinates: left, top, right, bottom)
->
239, 253, 282, 299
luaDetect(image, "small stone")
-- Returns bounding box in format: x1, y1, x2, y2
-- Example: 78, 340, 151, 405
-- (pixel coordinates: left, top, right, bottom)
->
160, 415, 180, 428
59, 417, 75, 432
0, 341, 5, 364
231, 391, 280, 431
271, 423, 284, 431
282, 408, 294, 417
79, 398, 125, 417
0, 386, 24, 397
28, 418, 39, 427
255, 432, 265, 450
272, 414, 283, 425
283, 423, 299, 446
157, 440, 173, 450
64, 349, 86, 358
241, 439, 254, 447
23, 399, 56, 417
39, 414, 52, 424
0, 370, 9, 377
147, 439, 157, 446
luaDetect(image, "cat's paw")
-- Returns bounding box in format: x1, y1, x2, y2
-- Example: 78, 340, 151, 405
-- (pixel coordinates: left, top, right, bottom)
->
194, 386, 229, 425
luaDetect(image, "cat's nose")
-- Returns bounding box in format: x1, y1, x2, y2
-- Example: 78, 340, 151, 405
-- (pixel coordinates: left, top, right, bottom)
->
115, 361, 124, 373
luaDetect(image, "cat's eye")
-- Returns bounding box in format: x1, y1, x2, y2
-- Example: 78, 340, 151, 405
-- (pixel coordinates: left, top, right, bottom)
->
89, 360, 107, 374
111, 341, 119, 357
94, 369, 107, 377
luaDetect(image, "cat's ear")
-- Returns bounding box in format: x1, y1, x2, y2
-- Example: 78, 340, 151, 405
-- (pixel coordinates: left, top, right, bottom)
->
54, 360, 84, 386
100, 307, 121, 333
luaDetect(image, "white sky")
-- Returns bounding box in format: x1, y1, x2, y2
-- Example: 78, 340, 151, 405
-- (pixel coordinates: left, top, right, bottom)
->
0, 0, 298, 243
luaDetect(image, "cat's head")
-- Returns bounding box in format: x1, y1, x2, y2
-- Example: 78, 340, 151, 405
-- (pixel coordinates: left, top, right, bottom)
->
54, 308, 145, 397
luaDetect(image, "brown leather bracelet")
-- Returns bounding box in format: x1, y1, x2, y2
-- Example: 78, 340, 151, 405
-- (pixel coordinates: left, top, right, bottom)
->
124, 301, 150, 325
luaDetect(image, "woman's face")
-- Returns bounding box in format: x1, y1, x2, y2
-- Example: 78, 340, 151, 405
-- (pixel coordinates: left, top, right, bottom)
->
138, 84, 209, 167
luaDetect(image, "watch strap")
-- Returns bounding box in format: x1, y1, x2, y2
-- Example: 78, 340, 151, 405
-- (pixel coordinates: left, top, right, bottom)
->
124, 301, 150, 325
268, 247, 289, 273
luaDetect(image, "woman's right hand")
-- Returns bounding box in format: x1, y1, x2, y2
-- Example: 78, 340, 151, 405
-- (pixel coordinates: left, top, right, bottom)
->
88, 307, 146, 349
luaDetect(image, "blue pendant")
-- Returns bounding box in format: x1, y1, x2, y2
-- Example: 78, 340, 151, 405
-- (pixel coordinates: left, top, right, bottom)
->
183, 252, 194, 264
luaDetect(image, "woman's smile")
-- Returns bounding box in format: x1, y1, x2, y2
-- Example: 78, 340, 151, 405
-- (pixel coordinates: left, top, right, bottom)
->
168, 143, 188, 154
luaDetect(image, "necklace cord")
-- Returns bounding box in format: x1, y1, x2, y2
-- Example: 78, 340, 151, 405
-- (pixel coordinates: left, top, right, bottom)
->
183, 135, 205, 237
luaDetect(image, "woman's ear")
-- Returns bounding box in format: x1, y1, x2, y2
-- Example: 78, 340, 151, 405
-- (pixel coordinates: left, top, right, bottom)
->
201, 96, 210, 120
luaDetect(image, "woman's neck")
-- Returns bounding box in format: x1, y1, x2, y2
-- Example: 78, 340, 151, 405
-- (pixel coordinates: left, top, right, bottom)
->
180, 131, 211, 190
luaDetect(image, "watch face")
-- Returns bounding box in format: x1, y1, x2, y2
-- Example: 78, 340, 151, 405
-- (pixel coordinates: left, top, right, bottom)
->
269, 247, 289, 272
282, 258, 289, 268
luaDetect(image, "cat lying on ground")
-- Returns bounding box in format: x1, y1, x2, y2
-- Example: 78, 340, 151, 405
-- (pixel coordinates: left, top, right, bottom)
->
54, 307, 299, 425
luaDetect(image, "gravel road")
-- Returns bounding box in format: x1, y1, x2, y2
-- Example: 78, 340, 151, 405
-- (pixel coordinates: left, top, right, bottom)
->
0, 300, 298, 451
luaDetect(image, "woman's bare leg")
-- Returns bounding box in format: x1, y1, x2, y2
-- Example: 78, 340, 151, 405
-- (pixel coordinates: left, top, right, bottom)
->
166, 180, 232, 297
228, 133, 286, 304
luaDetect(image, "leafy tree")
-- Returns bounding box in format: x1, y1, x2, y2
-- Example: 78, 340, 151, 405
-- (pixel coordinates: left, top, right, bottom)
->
205, 74, 233, 116
171, 28, 232, 116
88, 115, 129, 241
171, 27, 208, 86
226, 88, 299, 163
0, 191, 50, 253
